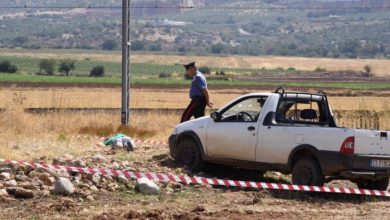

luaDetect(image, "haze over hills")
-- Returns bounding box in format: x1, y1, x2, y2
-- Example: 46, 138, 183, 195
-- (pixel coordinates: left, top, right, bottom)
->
0, 0, 390, 58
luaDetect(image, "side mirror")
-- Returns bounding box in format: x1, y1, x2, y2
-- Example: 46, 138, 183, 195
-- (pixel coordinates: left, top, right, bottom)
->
210, 112, 221, 122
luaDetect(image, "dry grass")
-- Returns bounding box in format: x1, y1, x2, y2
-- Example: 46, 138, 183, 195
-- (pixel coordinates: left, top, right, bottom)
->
0, 86, 389, 161
1, 88, 390, 111
2, 49, 390, 76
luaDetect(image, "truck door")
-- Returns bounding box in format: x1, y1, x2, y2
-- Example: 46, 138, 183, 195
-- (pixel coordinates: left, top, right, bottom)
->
206, 96, 267, 161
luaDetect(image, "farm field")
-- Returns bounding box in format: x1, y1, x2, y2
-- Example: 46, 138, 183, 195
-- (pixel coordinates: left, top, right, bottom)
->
2, 49, 390, 77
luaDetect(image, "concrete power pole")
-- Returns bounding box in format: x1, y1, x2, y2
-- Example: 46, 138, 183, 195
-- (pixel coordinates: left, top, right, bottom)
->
121, 0, 130, 125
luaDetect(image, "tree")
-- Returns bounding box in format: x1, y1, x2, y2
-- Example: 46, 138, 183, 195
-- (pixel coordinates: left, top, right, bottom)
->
90, 65, 105, 77
39, 59, 56, 75
58, 59, 75, 76
0, 61, 18, 73
102, 39, 118, 50
364, 65, 373, 77
198, 66, 211, 75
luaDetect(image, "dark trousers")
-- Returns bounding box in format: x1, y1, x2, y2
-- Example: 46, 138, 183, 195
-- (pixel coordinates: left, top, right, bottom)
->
180, 96, 206, 123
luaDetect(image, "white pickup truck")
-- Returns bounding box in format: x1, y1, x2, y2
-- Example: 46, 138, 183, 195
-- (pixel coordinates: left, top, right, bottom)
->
168, 88, 390, 190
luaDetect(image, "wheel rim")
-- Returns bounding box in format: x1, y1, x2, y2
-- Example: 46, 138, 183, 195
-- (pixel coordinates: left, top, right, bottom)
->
181, 146, 196, 167
298, 165, 313, 185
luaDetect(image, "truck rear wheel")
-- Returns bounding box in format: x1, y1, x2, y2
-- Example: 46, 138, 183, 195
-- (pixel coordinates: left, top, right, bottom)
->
357, 179, 389, 191
292, 158, 325, 186
175, 139, 205, 172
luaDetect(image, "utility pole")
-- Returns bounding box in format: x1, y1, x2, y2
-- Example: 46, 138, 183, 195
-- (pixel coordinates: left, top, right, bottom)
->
121, 0, 130, 125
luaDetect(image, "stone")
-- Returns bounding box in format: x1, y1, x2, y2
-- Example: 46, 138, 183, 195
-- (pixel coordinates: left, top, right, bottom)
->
0, 189, 8, 196
111, 161, 120, 169
86, 195, 94, 201
92, 154, 106, 163
91, 174, 100, 185
117, 175, 129, 184
90, 185, 99, 192
4, 180, 17, 187
39, 174, 55, 186
0, 172, 11, 180
72, 159, 86, 167
6, 187, 34, 199
36, 167, 58, 177
136, 178, 159, 194
54, 177, 74, 195
15, 174, 28, 182
37, 190, 51, 197
52, 158, 66, 165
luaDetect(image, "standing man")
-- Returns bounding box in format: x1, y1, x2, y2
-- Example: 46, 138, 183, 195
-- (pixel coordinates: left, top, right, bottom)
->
180, 62, 213, 123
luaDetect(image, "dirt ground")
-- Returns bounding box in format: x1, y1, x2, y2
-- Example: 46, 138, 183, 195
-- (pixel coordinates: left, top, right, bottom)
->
2, 140, 390, 220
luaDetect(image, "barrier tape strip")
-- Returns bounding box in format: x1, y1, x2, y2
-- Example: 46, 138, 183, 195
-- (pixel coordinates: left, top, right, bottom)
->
133, 139, 168, 145
1, 159, 390, 197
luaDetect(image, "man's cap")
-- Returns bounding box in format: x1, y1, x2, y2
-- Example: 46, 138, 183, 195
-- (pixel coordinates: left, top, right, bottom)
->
183, 62, 195, 70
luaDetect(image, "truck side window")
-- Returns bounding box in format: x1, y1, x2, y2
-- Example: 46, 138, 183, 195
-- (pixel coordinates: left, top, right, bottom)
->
220, 96, 267, 122
276, 98, 327, 125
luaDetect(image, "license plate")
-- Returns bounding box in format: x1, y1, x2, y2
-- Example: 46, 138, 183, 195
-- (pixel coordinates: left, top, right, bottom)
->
370, 159, 390, 168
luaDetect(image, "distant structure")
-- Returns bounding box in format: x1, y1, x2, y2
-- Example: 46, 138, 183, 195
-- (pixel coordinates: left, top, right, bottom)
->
161, 18, 187, 26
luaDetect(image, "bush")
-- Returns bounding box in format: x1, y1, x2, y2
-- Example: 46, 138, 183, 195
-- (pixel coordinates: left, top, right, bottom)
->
198, 66, 211, 75
102, 39, 118, 50
39, 59, 56, 75
0, 60, 18, 73
314, 67, 327, 72
158, 72, 171, 78
90, 65, 105, 77
58, 59, 75, 76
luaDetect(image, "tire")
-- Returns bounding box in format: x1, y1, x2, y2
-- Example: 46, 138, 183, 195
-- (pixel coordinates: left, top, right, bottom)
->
292, 158, 325, 186
175, 139, 205, 172
357, 178, 389, 191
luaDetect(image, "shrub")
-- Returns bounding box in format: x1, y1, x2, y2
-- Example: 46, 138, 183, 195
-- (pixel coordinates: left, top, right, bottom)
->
364, 65, 372, 74
198, 66, 211, 75
0, 60, 18, 73
158, 72, 171, 78
314, 67, 327, 72
39, 59, 56, 75
58, 59, 75, 76
102, 39, 118, 50
90, 65, 105, 77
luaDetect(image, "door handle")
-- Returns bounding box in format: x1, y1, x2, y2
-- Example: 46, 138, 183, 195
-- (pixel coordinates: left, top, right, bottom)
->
248, 126, 255, 131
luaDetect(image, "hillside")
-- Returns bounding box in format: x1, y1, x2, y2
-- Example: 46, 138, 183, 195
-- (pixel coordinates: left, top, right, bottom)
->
0, 0, 390, 58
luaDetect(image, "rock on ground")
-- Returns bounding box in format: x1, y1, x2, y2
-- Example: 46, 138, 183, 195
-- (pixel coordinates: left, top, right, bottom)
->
0, 172, 11, 180
54, 177, 74, 195
6, 187, 34, 199
136, 178, 160, 194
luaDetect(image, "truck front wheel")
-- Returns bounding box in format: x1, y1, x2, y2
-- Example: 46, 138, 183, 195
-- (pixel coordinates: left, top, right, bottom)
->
175, 139, 205, 172
292, 158, 325, 186
357, 179, 389, 191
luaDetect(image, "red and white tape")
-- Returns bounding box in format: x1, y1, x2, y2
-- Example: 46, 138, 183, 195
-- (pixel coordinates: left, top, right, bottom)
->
1, 159, 389, 197
133, 139, 168, 145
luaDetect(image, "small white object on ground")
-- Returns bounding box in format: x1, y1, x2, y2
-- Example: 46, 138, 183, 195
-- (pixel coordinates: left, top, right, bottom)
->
136, 177, 160, 194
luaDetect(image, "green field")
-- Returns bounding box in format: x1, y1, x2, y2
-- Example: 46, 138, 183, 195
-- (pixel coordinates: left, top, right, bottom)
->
0, 74, 389, 90
0, 55, 184, 77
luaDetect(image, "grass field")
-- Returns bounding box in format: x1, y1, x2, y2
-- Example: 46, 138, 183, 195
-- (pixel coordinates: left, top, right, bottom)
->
2, 49, 390, 76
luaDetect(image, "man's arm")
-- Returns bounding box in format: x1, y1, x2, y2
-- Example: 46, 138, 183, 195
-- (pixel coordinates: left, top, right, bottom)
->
202, 88, 213, 108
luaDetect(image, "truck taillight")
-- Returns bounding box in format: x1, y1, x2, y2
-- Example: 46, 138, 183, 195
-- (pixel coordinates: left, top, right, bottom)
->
340, 136, 355, 154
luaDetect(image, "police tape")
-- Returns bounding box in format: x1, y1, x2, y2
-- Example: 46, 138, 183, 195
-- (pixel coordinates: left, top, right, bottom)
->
1, 159, 389, 198
133, 139, 168, 145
